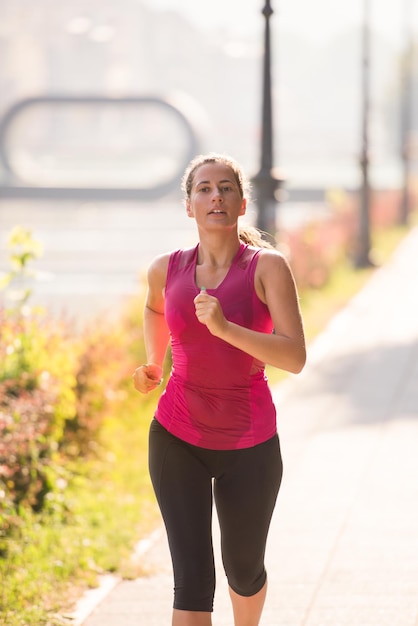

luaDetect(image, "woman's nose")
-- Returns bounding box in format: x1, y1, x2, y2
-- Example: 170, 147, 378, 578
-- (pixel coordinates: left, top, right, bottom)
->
212, 188, 223, 201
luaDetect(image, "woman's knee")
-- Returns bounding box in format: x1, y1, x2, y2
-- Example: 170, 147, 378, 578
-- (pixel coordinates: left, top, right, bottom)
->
227, 564, 267, 597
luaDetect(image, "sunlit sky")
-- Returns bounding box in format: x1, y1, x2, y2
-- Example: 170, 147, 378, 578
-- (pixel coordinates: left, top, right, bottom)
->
143, 0, 417, 48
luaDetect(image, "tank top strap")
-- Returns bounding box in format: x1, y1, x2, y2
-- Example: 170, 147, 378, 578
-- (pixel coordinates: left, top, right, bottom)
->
167, 245, 198, 282
235, 244, 263, 285
236, 244, 262, 267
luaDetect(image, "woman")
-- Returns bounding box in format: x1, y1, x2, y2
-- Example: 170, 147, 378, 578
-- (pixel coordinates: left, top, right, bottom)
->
133, 153, 306, 626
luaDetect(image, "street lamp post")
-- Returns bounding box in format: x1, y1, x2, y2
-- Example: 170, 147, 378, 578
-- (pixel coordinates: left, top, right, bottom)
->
252, 0, 282, 241
399, 0, 414, 225
355, 0, 373, 268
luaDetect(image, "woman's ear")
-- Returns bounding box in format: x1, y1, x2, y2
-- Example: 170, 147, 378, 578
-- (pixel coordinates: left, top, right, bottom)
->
240, 198, 247, 216
186, 199, 194, 218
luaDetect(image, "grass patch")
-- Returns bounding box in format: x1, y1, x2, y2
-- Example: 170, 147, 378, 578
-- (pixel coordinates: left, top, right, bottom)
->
1, 396, 160, 625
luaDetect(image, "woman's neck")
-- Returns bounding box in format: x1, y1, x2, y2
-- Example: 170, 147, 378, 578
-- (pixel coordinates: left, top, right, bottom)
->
196, 232, 241, 269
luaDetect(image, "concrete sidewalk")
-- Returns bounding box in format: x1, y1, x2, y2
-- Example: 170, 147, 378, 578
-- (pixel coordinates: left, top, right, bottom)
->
74, 227, 418, 626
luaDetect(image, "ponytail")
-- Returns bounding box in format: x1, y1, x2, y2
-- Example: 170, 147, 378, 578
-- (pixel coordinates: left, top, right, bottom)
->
238, 224, 275, 249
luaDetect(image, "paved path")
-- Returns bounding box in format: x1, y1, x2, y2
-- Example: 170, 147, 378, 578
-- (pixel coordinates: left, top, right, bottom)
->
72, 226, 418, 625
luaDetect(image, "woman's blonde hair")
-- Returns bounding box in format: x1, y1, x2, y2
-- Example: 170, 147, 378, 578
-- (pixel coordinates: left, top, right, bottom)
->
182, 153, 274, 249
238, 223, 274, 249
181, 153, 251, 200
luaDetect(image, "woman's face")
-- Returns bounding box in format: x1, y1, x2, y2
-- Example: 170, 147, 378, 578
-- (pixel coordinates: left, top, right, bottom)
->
186, 163, 246, 230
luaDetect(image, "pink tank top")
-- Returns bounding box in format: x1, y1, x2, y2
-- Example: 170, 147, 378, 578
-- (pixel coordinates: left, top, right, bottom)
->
154, 243, 277, 450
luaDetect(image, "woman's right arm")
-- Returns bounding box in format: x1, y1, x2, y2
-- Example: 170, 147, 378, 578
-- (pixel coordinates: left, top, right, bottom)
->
133, 254, 170, 394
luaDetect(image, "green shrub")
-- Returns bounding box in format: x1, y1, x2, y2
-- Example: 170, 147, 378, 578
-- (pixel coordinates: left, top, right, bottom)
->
0, 225, 44, 310
0, 310, 78, 521
64, 323, 134, 457
0, 227, 132, 526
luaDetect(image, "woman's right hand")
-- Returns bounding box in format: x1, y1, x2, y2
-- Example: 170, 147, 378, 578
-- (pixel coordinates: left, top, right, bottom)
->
132, 363, 163, 394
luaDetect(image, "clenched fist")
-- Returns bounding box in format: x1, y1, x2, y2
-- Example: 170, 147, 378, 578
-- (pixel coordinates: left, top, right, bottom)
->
132, 363, 163, 394
194, 287, 228, 337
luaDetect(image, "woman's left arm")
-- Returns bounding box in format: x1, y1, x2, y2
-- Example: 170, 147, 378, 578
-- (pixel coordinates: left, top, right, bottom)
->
194, 251, 306, 373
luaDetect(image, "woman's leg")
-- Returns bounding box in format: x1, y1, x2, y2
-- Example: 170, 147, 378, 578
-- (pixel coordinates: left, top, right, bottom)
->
148, 420, 216, 617
228, 581, 267, 626
214, 435, 283, 626
172, 609, 212, 626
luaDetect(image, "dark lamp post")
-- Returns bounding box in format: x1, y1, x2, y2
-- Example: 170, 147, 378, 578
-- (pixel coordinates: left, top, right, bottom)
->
355, 0, 373, 268
399, 0, 414, 225
252, 0, 282, 241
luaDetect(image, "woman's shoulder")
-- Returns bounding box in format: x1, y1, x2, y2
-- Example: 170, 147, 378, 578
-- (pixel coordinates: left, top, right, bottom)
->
147, 245, 197, 281
148, 251, 171, 272
255, 248, 293, 283
147, 252, 171, 288
256, 247, 288, 267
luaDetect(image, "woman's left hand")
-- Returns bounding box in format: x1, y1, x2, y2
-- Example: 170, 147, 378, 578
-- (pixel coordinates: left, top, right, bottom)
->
194, 290, 228, 337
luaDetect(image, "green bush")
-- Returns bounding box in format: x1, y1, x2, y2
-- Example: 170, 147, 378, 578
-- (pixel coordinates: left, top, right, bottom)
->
0, 311, 76, 507
0, 227, 157, 622
0, 227, 136, 531
64, 323, 135, 457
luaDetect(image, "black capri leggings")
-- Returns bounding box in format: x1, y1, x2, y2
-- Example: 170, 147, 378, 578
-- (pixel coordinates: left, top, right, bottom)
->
148, 418, 283, 612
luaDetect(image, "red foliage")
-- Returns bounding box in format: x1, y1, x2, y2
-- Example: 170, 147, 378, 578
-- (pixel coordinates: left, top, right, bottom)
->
280, 188, 408, 289
0, 381, 59, 511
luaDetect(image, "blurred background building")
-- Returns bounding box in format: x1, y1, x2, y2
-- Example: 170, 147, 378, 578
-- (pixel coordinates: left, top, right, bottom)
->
1, 0, 417, 192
